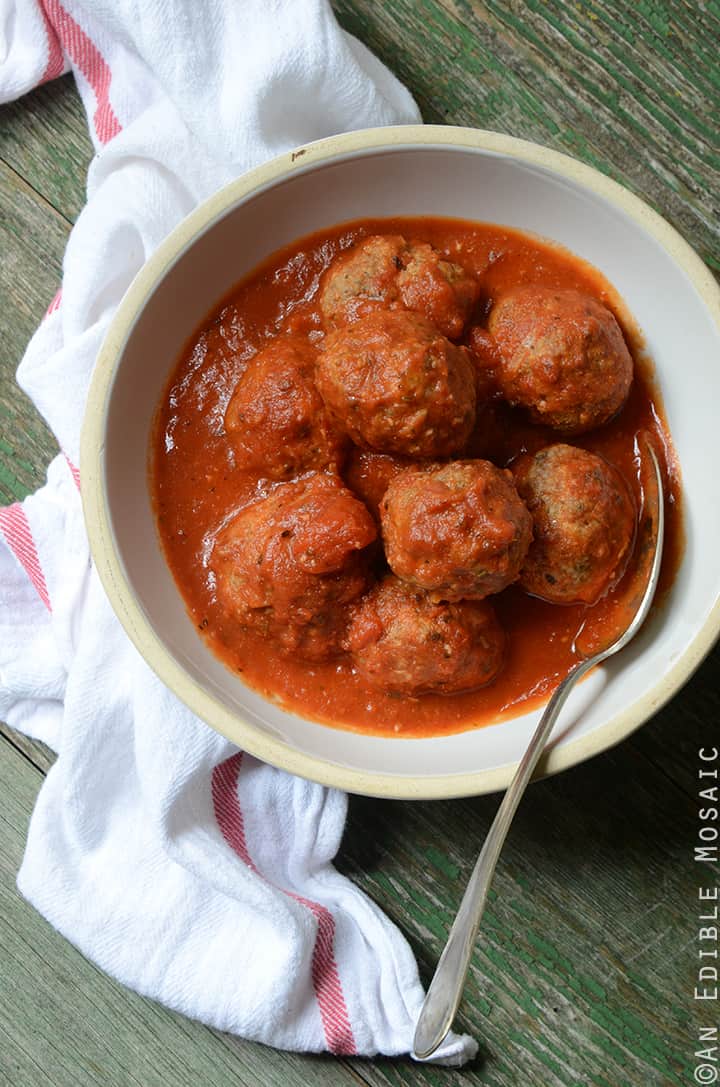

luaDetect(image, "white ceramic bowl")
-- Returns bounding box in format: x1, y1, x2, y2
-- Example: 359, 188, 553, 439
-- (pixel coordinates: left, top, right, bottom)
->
81, 125, 720, 799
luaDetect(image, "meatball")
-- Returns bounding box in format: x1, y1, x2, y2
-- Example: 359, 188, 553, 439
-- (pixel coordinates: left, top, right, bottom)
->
211, 473, 377, 660
512, 443, 636, 605
319, 234, 405, 329
381, 460, 533, 601
396, 241, 480, 339
316, 310, 476, 457
344, 448, 423, 521
319, 234, 479, 339
488, 286, 633, 434
467, 324, 502, 398
225, 336, 345, 479
347, 576, 505, 696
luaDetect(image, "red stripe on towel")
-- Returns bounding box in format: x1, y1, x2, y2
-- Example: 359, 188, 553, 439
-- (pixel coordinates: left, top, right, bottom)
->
0, 504, 52, 611
38, 3, 66, 84
45, 289, 63, 317
40, 1, 122, 143
212, 752, 357, 1055
64, 456, 81, 491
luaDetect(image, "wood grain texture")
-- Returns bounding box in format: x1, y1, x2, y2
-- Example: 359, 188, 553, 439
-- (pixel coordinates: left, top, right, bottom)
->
0, 159, 67, 503
0, 725, 55, 776
340, 723, 700, 1085
627, 639, 720, 801
0, 76, 89, 506
0, 75, 92, 223
0, 738, 367, 1087
2, 5, 719, 1086
332, 0, 720, 277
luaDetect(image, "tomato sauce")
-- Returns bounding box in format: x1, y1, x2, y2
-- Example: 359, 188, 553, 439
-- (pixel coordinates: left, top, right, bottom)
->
151, 217, 683, 738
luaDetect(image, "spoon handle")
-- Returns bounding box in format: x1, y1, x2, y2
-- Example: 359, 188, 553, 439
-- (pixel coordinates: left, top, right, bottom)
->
413, 655, 595, 1059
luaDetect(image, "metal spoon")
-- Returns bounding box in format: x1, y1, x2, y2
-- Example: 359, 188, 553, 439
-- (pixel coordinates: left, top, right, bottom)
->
413, 433, 665, 1060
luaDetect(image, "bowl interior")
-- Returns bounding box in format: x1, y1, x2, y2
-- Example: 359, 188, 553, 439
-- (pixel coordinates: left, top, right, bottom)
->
98, 139, 720, 796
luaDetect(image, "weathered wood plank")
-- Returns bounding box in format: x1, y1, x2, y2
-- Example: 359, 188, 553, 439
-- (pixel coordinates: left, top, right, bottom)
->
0, 736, 369, 1087
0, 725, 55, 776
0, 78, 87, 504
348, 760, 700, 1082
340, 734, 702, 1086
0, 146, 65, 786
0, 75, 91, 224
0, 159, 65, 502
332, 0, 720, 276
628, 639, 720, 802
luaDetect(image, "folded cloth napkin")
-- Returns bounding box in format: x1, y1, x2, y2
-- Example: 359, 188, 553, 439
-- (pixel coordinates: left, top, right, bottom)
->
0, 0, 478, 1064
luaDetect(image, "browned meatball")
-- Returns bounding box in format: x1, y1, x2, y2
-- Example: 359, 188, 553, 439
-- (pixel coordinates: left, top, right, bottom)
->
316, 310, 476, 457
225, 336, 345, 479
347, 576, 505, 696
319, 235, 479, 339
488, 286, 633, 434
396, 241, 480, 339
211, 473, 377, 660
512, 443, 636, 605
343, 448, 424, 521
466, 324, 502, 398
319, 235, 405, 329
381, 460, 533, 601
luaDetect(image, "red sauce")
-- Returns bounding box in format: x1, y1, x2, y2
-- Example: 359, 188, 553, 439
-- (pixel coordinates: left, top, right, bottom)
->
151, 217, 683, 737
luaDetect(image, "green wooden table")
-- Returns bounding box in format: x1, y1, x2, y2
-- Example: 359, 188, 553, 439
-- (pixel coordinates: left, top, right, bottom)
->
1, 3, 718, 1085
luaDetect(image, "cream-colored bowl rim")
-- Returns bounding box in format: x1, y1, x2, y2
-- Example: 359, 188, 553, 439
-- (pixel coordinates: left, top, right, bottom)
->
81, 124, 720, 799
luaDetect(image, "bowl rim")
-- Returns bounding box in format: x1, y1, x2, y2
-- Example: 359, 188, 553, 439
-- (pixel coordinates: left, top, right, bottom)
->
80, 123, 720, 799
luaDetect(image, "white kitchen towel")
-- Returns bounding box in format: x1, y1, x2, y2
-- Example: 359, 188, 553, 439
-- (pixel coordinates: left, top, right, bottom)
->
0, 0, 478, 1064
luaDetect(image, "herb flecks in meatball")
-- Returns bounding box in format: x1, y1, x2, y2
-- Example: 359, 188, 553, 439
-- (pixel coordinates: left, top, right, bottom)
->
319, 234, 479, 339
512, 443, 636, 605
381, 460, 533, 601
489, 286, 633, 434
319, 234, 405, 329
211, 473, 377, 660
316, 310, 476, 458
347, 575, 505, 696
224, 336, 346, 479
